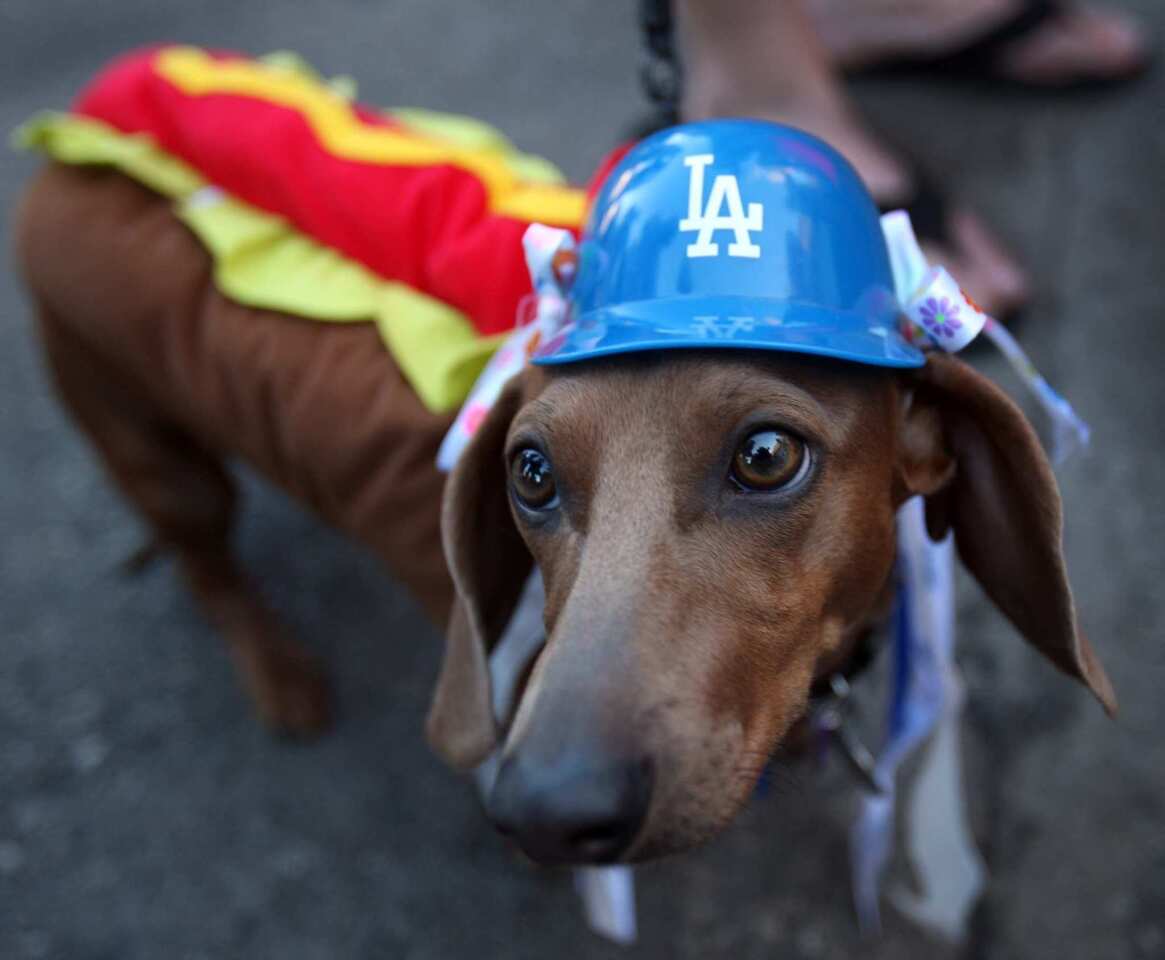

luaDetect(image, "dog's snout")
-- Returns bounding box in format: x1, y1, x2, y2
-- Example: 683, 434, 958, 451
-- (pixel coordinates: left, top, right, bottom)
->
487, 753, 653, 865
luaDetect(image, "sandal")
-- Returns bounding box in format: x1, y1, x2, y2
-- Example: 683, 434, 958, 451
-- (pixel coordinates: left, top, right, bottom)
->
850, 0, 1150, 92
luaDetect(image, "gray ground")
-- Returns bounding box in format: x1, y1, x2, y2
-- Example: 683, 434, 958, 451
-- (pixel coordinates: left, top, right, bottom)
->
1, 1, 1163, 957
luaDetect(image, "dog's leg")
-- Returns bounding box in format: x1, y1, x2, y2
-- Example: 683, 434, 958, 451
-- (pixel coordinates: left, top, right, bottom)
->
37, 306, 331, 736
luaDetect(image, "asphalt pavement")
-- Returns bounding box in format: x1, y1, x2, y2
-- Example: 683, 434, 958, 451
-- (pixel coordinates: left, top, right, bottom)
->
1, 1, 1163, 957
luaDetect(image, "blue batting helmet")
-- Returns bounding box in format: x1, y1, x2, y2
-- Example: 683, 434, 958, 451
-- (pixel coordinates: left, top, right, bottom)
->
531, 119, 923, 369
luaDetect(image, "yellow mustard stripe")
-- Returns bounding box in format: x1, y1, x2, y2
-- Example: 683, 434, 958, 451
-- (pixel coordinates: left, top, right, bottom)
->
389, 107, 568, 186
155, 47, 587, 227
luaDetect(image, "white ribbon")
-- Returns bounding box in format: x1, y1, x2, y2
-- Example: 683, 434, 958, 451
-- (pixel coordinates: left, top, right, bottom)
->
852, 211, 1092, 941
851, 499, 986, 940
436, 225, 576, 472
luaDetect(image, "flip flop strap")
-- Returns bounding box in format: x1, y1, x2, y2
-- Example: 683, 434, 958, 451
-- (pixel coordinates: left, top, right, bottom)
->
924, 0, 1060, 70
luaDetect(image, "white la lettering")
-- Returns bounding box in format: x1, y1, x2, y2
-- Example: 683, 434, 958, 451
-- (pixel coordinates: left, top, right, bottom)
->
678, 154, 763, 259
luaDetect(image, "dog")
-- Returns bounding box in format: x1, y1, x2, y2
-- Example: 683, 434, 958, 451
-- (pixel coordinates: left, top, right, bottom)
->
14, 118, 1115, 869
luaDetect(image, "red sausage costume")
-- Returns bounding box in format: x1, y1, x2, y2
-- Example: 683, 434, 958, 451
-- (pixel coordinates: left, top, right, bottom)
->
19, 45, 626, 410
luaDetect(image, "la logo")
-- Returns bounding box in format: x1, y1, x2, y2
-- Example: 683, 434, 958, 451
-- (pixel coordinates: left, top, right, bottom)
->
679, 154, 763, 259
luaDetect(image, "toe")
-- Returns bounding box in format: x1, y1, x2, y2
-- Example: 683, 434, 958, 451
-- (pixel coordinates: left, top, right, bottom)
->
997, 5, 1151, 84
920, 208, 1030, 319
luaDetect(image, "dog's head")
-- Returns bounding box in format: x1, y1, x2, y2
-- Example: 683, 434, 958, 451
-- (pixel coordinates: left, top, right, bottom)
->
426, 349, 1114, 864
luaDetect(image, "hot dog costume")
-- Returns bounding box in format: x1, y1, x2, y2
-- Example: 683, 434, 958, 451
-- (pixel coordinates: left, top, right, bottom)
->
17, 45, 601, 412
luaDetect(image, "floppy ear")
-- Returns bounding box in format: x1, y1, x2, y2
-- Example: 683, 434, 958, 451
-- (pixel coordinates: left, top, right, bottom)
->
898, 353, 1116, 715
426, 376, 535, 770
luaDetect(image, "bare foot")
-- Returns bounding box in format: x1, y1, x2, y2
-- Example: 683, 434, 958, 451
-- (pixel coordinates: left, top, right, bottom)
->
811, 0, 1149, 84
686, 92, 1030, 316
926, 209, 1029, 316
676, 0, 1033, 316
996, 5, 1148, 84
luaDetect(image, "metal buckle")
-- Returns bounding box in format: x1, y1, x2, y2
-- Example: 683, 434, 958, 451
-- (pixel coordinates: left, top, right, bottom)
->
814, 675, 885, 795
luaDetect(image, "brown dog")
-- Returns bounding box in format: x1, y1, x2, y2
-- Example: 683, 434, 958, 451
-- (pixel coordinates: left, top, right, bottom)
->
14, 162, 1115, 866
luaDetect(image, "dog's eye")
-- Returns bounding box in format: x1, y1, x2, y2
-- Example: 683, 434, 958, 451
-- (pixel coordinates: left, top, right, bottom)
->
510, 448, 558, 509
731, 429, 806, 491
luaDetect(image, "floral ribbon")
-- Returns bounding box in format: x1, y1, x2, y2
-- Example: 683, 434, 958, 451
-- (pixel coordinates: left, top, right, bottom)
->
882, 210, 1090, 464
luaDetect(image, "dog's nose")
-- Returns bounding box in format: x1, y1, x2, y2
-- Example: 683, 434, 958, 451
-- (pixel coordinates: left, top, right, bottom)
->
487, 753, 653, 864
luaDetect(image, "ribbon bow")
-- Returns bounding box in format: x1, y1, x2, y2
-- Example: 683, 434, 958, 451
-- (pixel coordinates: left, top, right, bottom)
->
882, 210, 1090, 465
436, 224, 577, 471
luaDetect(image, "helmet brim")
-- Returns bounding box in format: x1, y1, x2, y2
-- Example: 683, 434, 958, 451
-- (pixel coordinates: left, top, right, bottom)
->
531, 296, 925, 369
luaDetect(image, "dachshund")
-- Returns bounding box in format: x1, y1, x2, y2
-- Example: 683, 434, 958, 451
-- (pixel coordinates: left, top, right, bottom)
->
14, 160, 1114, 866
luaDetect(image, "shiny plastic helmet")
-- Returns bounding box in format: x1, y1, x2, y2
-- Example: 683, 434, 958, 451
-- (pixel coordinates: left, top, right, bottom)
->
532, 119, 923, 369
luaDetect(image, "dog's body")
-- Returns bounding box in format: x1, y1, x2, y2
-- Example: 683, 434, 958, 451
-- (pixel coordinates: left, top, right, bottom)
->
17, 163, 454, 730
15, 159, 1114, 864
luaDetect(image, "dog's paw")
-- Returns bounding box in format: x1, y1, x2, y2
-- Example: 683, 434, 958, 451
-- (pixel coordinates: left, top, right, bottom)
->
235, 642, 334, 738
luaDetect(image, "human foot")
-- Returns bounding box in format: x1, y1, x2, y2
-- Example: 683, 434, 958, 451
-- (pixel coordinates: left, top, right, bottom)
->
674, 0, 1032, 316
684, 92, 1029, 317
811, 0, 1149, 86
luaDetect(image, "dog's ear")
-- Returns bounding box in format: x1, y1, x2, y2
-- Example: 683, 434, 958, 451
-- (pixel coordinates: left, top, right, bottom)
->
897, 353, 1116, 715
426, 375, 535, 770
